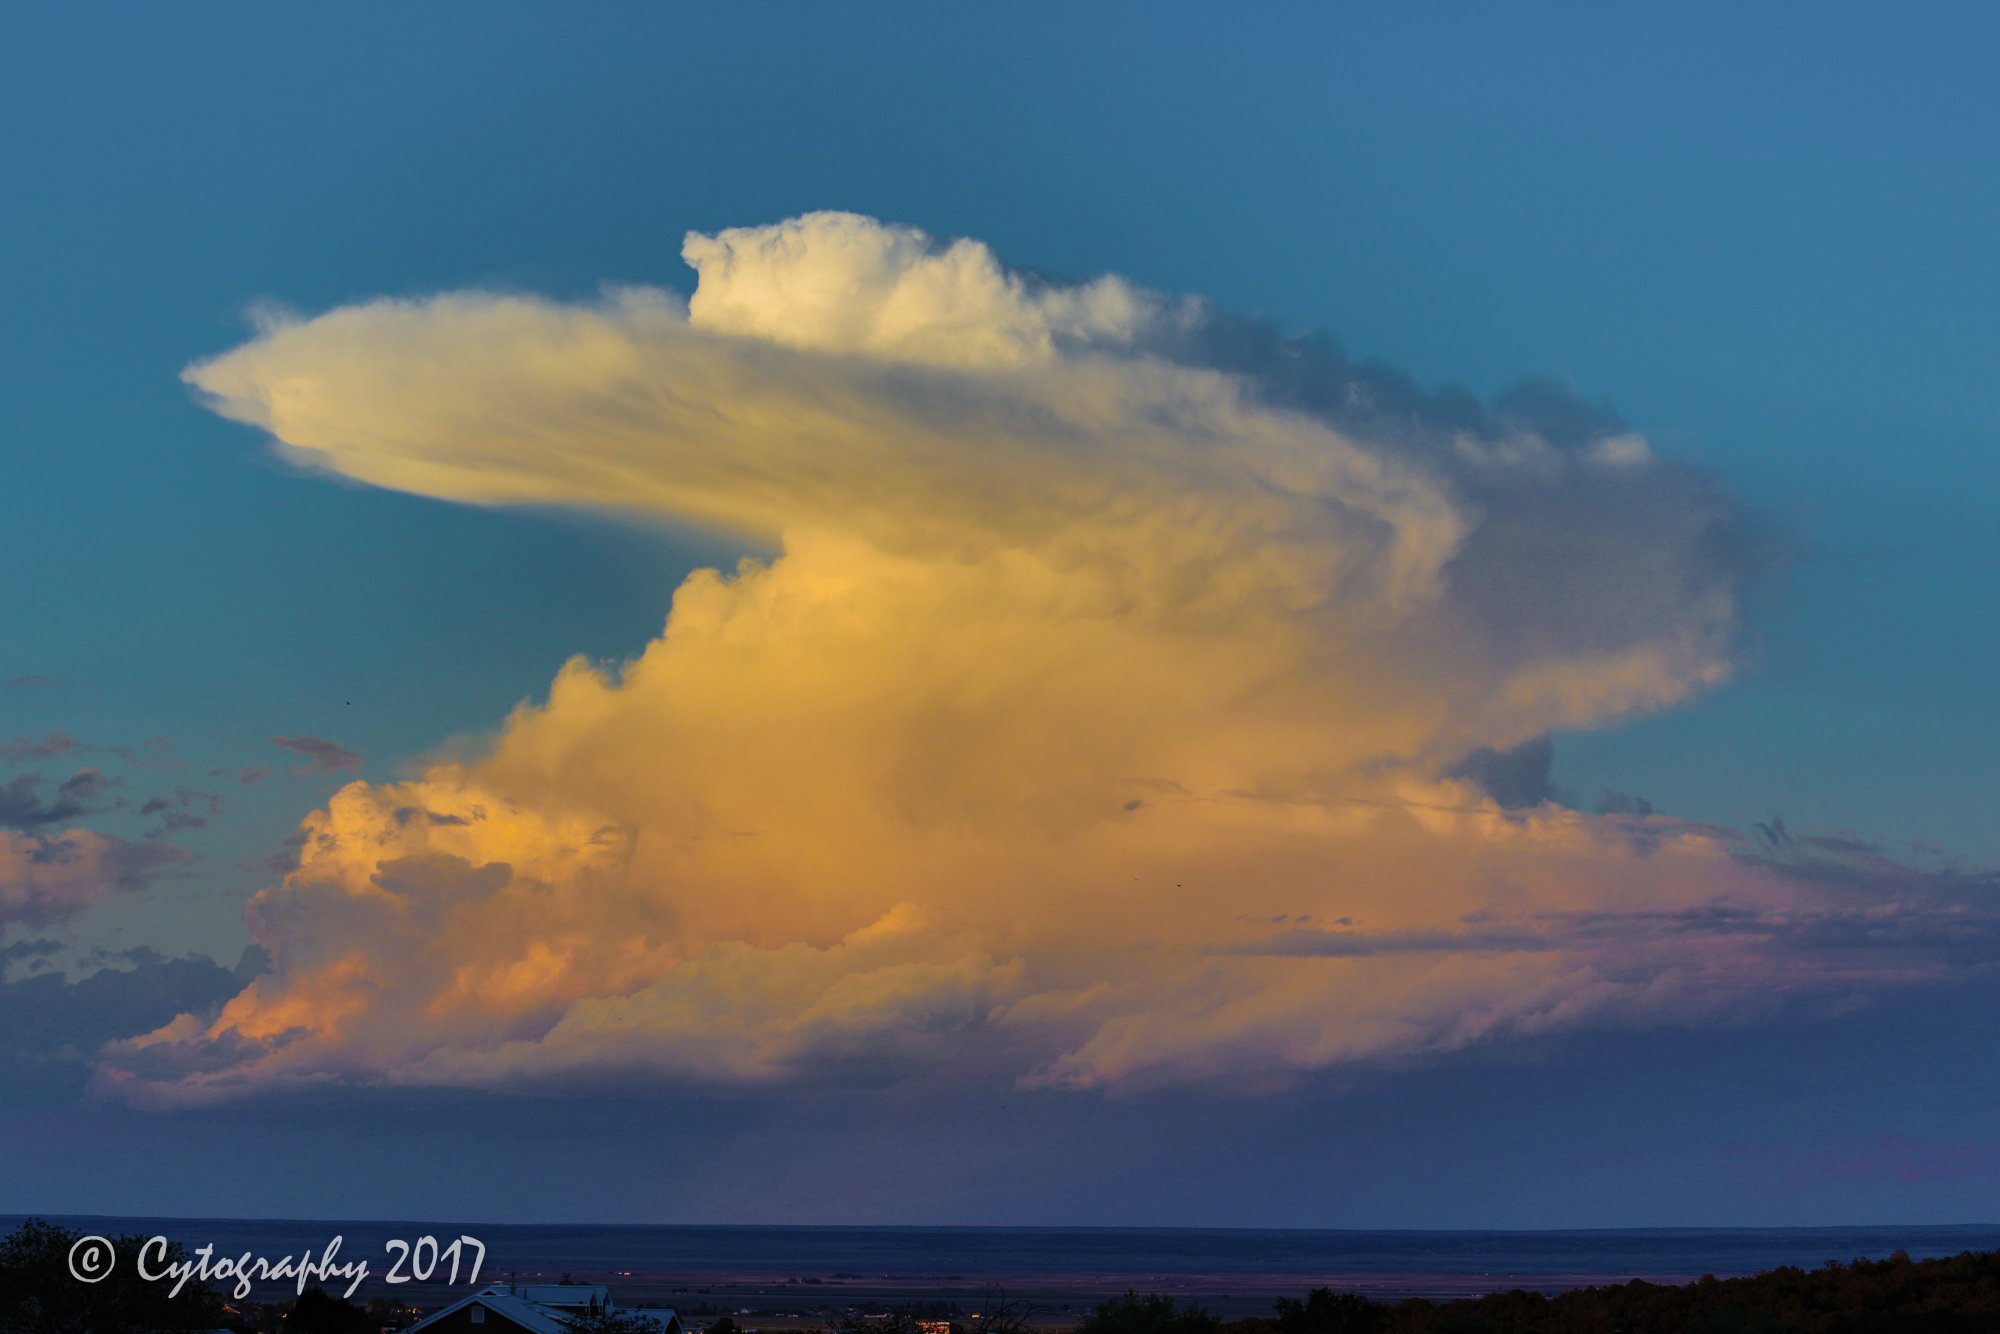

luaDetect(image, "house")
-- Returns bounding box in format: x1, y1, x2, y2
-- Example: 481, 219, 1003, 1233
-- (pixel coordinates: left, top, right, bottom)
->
406, 1284, 681, 1334
515, 1285, 613, 1313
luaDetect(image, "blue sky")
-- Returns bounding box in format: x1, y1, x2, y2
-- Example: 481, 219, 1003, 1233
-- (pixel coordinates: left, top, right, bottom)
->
3, 3, 1997, 1226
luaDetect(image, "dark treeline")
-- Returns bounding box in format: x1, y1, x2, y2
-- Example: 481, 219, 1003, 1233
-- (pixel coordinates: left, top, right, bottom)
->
0, 1220, 223, 1334
1079, 1250, 2000, 1334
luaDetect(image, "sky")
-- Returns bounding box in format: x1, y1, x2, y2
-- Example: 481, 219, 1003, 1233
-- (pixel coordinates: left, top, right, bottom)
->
2, 2, 1999, 1228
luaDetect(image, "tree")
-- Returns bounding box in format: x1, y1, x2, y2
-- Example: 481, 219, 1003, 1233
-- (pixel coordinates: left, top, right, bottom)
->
1271, 1288, 1385, 1334
287, 1286, 375, 1334
366, 1294, 411, 1330
824, 1308, 931, 1334
561, 1309, 673, 1334
1272, 1288, 1384, 1328
969, 1286, 1043, 1334
1077, 1291, 1222, 1334
0, 1218, 225, 1334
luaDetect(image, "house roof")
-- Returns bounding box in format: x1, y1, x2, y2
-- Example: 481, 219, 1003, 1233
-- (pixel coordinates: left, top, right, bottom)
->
404, 1284, 679, 1334
405, 1286, 572, 1334
518, 1284, 613, 1309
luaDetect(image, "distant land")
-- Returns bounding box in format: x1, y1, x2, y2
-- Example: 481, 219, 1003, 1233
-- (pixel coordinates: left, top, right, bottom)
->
13, 1219, 2000, 1314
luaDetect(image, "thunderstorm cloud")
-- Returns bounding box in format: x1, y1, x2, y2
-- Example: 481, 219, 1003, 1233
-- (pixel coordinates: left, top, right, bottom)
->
101, 212, 1982, 1104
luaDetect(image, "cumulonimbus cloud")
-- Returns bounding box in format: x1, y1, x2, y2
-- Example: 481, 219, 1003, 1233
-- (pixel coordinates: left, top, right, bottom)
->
100, 211, 1982, 1105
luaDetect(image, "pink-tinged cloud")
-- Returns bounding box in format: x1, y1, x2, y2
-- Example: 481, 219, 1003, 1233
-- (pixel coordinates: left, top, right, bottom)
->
0, 731, 79, 763
105, 213, 1986, 1105
1, 828, 186, 930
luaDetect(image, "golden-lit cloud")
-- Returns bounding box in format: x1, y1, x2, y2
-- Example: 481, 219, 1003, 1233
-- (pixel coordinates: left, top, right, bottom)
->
105, 212, 1967, 1104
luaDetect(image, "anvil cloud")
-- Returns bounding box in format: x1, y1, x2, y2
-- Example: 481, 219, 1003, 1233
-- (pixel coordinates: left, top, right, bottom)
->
105, 212, 1967, 1105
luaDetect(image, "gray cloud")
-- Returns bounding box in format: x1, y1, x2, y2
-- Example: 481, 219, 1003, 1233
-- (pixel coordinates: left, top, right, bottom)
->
0, 831, 190, 933
1131, 310, 1779, 687
1222, 924, 1556, 958
110, 736, 181, 771
0, 768, 121, 830
1447, 735, 1564, 811
1230, 838, 2000, 981
0, 732, 79, 764
271, 734, 362, 776
139, 788, 224, 838
0, 947, 264, 1101
262, 827, 309, 876
0, 938, 63, 974
1594, 788, 1656, 817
